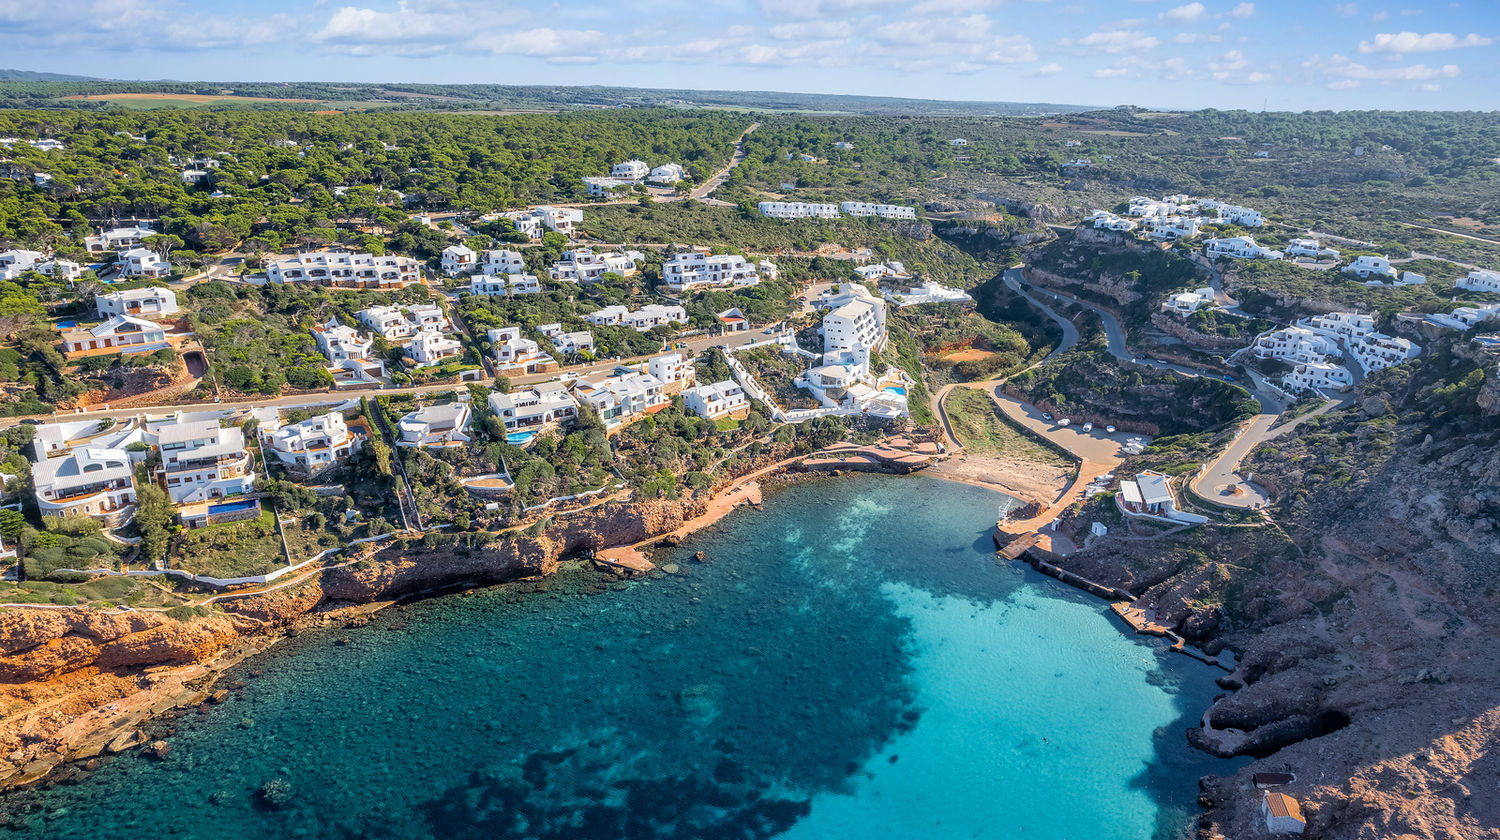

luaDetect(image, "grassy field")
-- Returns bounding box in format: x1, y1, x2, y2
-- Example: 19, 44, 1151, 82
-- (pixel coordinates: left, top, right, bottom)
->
170, 508, 287, 579
0, 574, 195, 608
944, 388, 1071, 468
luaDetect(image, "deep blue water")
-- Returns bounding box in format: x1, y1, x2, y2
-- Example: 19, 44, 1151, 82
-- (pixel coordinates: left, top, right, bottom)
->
1, 475, 1237, 838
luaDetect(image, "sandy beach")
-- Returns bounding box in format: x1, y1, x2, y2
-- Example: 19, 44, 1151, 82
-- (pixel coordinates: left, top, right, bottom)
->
926, 453, 1073, 508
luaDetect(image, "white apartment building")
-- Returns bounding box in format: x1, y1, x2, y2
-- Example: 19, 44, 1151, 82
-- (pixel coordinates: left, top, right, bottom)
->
1252, 327, 1341, 364
612, 160, 650, 181
33, 447, 137, 525
441, 244, 477, 276
1162, 288, 1216, 315
265, 412, 357, 474
1301, 312, 1377, 342
572, 372, 667, 427
548, 249, 643, 282
683, 381, 747, 420
312, 318, 376, 365
648, 163, 685, 184
478, 249, 527, 275
487, 327, 556, 373
507, 206, 582, 239
358, 305, 417, 342
758, 201, 839, 220
96, 287, 178, 319
539, 323, 594, 355
647, 353, 694, 391
1286, 238, 1341, 261
85, 225, 155, 254
1283, 361, 1354, 393
1144, 216, 1204, 241
118, 247, 171, 278
1205, 236, 1283, 261
397, 402, 472, 447
469, 273, 541, 296
1200, 199, 1264, 227
840, 202, 918, 220
1091, 211, 1137, 232
585, 304, 687, 331
820, 283, 887, 354
152, 417, 255, 505
406, 328, 464, 367
265, 251, 421, 289
662, 252, 764, 291
1457, 268, 1500, 294
884, 281, 973, 308
1343, 255, 1398, 280
488, 384, 578, 431
1351, 334, 1421, 374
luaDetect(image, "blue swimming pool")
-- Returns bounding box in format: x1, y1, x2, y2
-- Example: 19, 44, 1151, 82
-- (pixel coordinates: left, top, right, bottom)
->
208, 499, 261, 515
54, 321, 76, 330
506, 431, 537, 445
882, 386, 907, 396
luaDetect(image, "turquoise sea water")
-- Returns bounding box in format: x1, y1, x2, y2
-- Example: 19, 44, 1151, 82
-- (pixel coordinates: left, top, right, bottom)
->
1, 475, 1236, 838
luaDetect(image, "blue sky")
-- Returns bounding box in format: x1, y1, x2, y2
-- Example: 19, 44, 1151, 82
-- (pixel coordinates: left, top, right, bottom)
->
6, 0, 1498, 110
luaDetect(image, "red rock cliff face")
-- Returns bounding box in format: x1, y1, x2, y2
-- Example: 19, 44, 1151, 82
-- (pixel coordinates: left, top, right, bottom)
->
0, 610, 239, 683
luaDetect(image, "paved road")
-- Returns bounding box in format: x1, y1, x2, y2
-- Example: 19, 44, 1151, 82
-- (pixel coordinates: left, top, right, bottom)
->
688, 122, 759, 201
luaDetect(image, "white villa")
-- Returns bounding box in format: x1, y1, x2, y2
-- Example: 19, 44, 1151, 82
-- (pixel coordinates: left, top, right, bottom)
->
95, 286, 178, 319
85, 225, 155, 254
33, 447, 137, 525
758, 201, 839, 220
571, 371, 668, 427
1205, 236, 1283, 261
949, 138, 968, 146
584, 176, 630, 196
1283, 361, 1354, 393
265, 251, 421, 289
61, 315, 168, 356
488, 327, 557, 374
488, 384, 578, 431
820, 283, 888, 355
1117, 470, 1203, 523
406, 328, 464, 367
1199, 199, 1264, 227
840, 202, 917, 220
883, 280, 973, 308
648, 163, 685, 184
1351, 334, 1420, 374
1286, 238, 1341, 261
1343, 255, 1398, 280
539, 323, 594, 355
661, 252, 765, 291
33, 258, 82, 281
1252, 327, 1340, 364
585, 304, 687, 331
507, 206, 582, 239
265, 412, 358, 475
1426, 303, 1500, 331
647, 353, 695, 392
469, 273, 541, 296
1144, 216, 1204, 241
548, 249, 643, 282
358, 305, 418, 342
441, 244, 477, 276
1162, 288, 1217, 315
1301, 312, 1377, 342
1457, 269, 1500, 294
612, 160, 650, 181
478, 249, 527, 275
151, 416, 255, 505
683, 381, 747, 420
1364, 270, 1426, 287
0, 249, 43, 278
397, 402, 472, 447
312, 318, 376, 366
118, 248, 171, 278
1091, 211, 1137, 232
855, 262, 908, 282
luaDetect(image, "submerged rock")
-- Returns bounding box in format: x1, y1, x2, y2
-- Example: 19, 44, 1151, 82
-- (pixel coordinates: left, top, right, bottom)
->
256, 777, 293, 809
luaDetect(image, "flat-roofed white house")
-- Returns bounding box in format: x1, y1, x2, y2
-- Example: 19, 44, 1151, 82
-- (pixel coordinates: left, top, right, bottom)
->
152, 416, 255, 505
833, 141, 854, 150
612, 160, 649, 181
265, 251, 421, 289
406, 328, 464, 367
648, 163, 685, 184
883, 280, 973, 308
548, 249, 643, 282
487, 327, 557, 374
397, 402, 472, 447
1144, 216, 1203, 241
1252, 327, 1340, 364
683, 380, 747, 420
469, 273, 541, 296
34, 258, 82, 281
506, 206, 582, 239
1199, 199, 1264, 227
488, 384, 578, 431
312, 318, 377, 368
1282, 361, 1354, 393
1426, 302, 1500, 331
1458, 268, 1500, 294
404, 303, 450, 333
33, 447, 136, 525
85, 225, 155, 254
1286, 238, 1340, 261
662, 252, 763, 291
840, 202, 917, 220
585, 304, 687, 331
96, 286, 178, 319
647, 353, 694, 392
479, 249, 527, 275
265, 412, 358, 475
539, 323, 594, 355
1300, 312, 1377, 342
1091, 211, 1137, 232
61, 315, 168, 356
118, 247, 171, 278
358, 305, 417, 342
584, 176, 630, 196
1351, 334, 1421, 374
1117, 471, 1183, 519
441, 244, 477, 276
856, 262, 906, 282
1162, 288, 1217, 315
1343, 255, 1397, 279
949, 138, 968, 146
0, 249, 43, 278
758, 201, 839, 220
1205, 236, 1283, 261
571, 372, 668, 427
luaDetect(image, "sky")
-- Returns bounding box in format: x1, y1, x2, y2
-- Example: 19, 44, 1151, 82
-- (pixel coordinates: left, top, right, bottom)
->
4, 0, 1498, 111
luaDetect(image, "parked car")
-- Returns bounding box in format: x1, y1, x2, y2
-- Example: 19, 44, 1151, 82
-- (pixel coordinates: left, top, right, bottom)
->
1057, 418, 1071, 427
1223, 374, 1236, 382
1082, 422, 1094, 432
1105, 425, 1117, 434
1042, 412, 1053, 421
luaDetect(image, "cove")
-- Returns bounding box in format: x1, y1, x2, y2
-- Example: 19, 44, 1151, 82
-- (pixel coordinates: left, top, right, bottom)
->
0, 474, 1239, 839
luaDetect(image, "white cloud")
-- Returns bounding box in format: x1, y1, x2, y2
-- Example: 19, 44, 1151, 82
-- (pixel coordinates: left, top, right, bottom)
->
316, 6, 445, 42
1333, 3, 1358, 16
1419, 82, 1441, 91
1033, 61, 1063, 75
1063, 28, 1161, 53
768, 20, 853, 40
1160, 2, 1206, 23
1173, 31, 1222, 44
1228, 2, 1255, 16
1357, 32, 1493, 53
757, 0, 903, 21
1304, 54, 1463, 82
